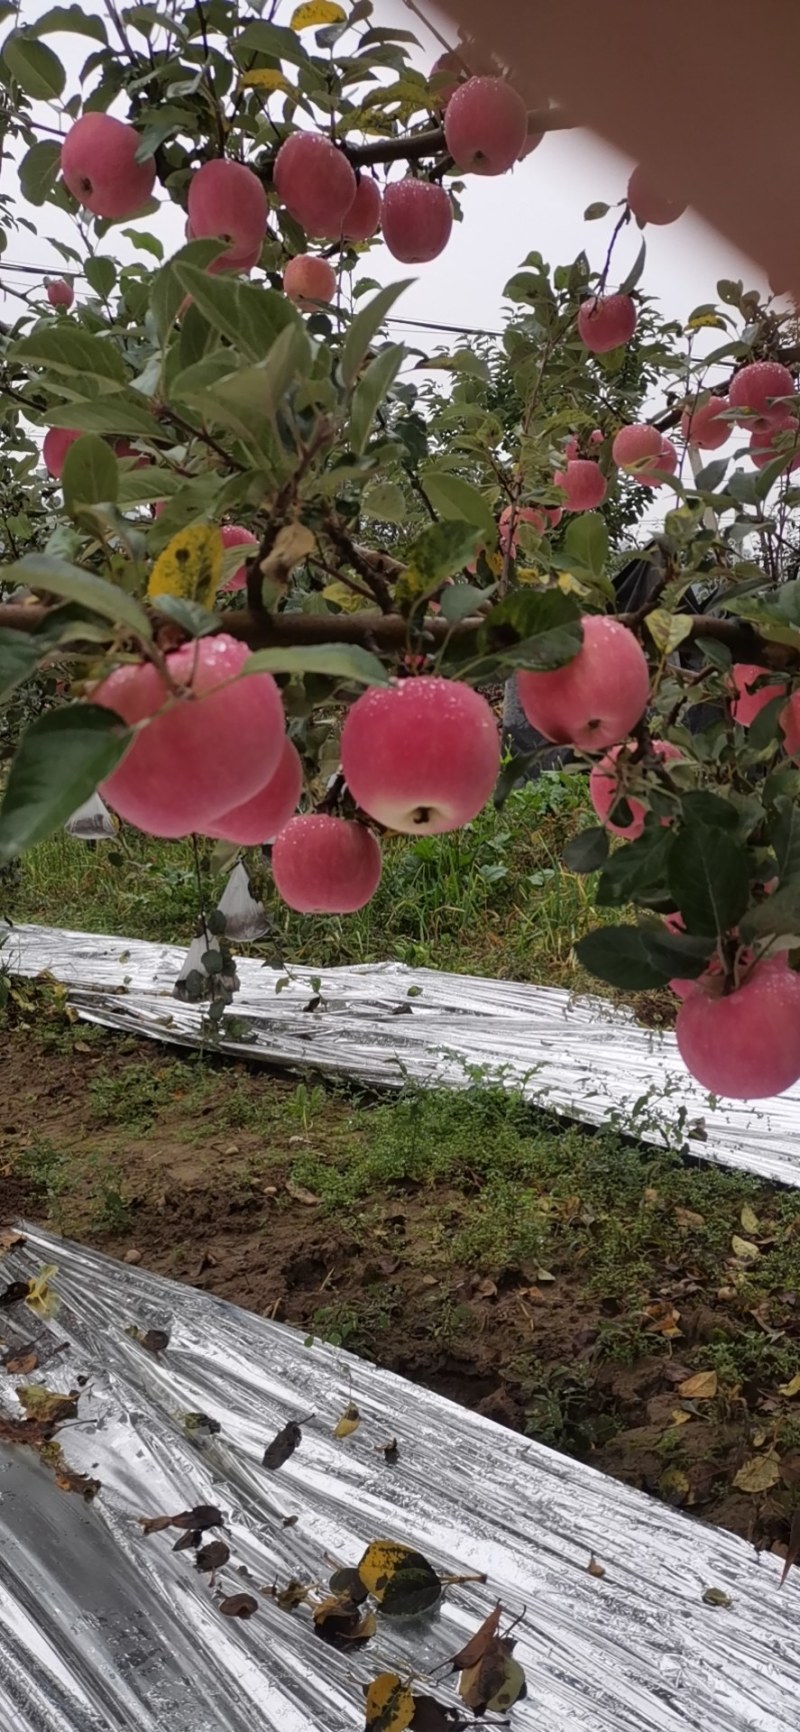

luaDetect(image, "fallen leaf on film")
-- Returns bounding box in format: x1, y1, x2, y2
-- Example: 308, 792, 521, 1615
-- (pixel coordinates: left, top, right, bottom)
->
282, 1514, 298, 1528
458, 1638, 526, 1715
357, 1541, 441, 1616
183, 1410, 222, 1435
139, 1328, 170, 1355
3, 1344, 39, 1375
410, 1697, 468, 1732
0, 1281, 30, 1309
779, 1509, 800, 1587
381, 1438, 399, 1463
219, 1593, 258, 1619
740, 1203, 760, 1236
272, 1578, 312, 1612
587, 1555, 606, 1578
730, 1236, 760, 1262
778, 1374, 800, 1399
702, 1586, 733, 1608
446, 1602, 502, 1671
196, 1540, 230, 1574
25, 1266, 59, 1319
364, 1672, 415, 1732
334, 1401, 361, 1439
263, 1418, 304, 1469
314, 1594, 373, 1649
733, 1454, 781, 1494
139, 1503, 224, 1535
16, 1385, 78, 1425
138, 1513, 175, 1536
329, 1566, 369, 1605
678, 1370, 718, 1400
172, 1529, 200, 1553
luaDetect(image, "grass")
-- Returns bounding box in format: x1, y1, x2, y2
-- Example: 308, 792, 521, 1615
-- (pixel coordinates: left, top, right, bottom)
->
2, 773, 608, 988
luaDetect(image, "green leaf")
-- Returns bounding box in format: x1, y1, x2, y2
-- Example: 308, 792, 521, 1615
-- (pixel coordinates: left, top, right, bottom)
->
0, 706, 131, 862
84, 255, 117, 298
44, 396, 164, 438
61, 434, 119, 509
361, 481, 407, 523
693, 457, 728, 492
350, 343, 405, 453
18, 138, 61, 206
0, 630, 49, 705
120, 227, 164, 261
10, 326, 127, 390
234, 18, 312, 66
564, 826, 609, 874
484, 590, 582, 671
172, 263, 301, 363
244, 644, 389, 685
439, 581, 492, 625
740, 885, 800, 944
678, 791, 740, 830
31, 5, 108, 41
584, 201, 610, 220
638, 920, 716, 979
574, 925, 669, 991
668, 824, 750, 936
563, 512, 608, 577
260, 322, 313, 419
727, 470, 760, 507
151, 596, 220, 638
150, 239, 225, 343
341, 280, 411, 388
618, 235, 647, 296
421, 470, 496, 539
4, 555, 152, 639
596, 826, 673, 908
404, 519, 479, 591
4, 31, 65, 98
768, 800, 800, 886
748, 692, 788, 751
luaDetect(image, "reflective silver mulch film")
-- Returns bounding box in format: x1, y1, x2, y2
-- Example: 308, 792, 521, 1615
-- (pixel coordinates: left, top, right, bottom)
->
1, 1226, 799, 1732
5, 923, 800, 1190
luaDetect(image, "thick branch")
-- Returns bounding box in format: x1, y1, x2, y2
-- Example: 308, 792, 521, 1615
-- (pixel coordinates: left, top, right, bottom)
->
256, 106, 570, 177
0, 598, 789, 665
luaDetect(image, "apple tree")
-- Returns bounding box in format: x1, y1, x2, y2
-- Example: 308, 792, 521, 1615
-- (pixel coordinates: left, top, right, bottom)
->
2, 2, 800, 1101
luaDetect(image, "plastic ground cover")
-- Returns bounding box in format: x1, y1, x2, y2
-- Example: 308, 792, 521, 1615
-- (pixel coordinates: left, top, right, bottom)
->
1, 1226, 799, 1732
6, 923, 800, 1190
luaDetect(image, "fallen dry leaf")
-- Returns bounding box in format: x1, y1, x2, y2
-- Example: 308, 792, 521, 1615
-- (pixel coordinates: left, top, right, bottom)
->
675, 1208, 705, 1230
587, 1555, 606, 1578
733, 1454, 781, 1494
778, 1373, 800, 1399
702, 1586, 733, 1608
678, 1370, 718, 1401
740, 1203, 760, 1237
0, 1229, 26, 1252
285, 1181, 320, 1206
731, 1235, 760, 1262
670, 1409, 692, 1427
219, 1593, 258, 1619
3, 1344, 38, 1375
263, 1417, 304, 1470
446, 1603, 502, 1671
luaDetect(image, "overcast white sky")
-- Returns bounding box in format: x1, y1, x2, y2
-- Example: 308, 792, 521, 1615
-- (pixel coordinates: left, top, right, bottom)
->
3, 0, 769, 350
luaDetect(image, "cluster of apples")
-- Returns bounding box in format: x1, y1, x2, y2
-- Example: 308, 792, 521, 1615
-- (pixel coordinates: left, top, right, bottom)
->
681, 361, 800, 474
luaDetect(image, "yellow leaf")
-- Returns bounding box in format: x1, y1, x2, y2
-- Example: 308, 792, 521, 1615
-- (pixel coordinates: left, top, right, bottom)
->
291, 0, 346, 28
237, 69, 290, 93
731, 1235, 760, 1261
26, 1265, 59, 1319
670, 1409, 692, 1426
556, 569, 589, 595
686, 312, 727, 332
646, 609, 694, 655
148, 524, 223, 608
658, 1466, 690, 1502
733, 1453, 781, 1494
678, 1370, 718, 1400
260, 522, 316, 589
333, 1401, 360, 1439
779, 1373, 800, 1398
363, 1673, 414, 1732
740, 1203, 760, 1236
323, 581, 362, 613
17, 1384, 78, 1424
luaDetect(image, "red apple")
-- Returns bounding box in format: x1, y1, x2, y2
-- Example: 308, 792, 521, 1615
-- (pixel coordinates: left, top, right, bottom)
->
381, 179, 453, 263
271, 814, 382, 913
283, 254, 336, 307
443, 75, 528, 175
341, 675, 500, 833
94, 635, 285, 838
46, 278, 73, 310
676, 956, 800, 1099
681, 395, 730, 450
729, 360, 796, 422
219, 524, 259, 593
499, 502, 562, 553
612, 423, 661, 469
729, 662, 787, 726
553, 459, 607, 511
273, 132, 356, 239
61, 113, 156, 219
187, 159, 267, 260
516, 615, 650, 751
578, 294, 637, 354
589, 739, 682, 838
204, 739, 303, 844
42, 427, 81, 480
341, 176, 382, 241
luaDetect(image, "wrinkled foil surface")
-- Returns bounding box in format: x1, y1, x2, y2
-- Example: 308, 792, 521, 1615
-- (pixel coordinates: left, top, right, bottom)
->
5, 923, 800, 1188
1, 1228, 799, 1732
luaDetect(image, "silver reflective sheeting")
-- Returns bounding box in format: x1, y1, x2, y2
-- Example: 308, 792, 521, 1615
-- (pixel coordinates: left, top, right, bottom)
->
1, 1227, 799, 1732
5, 924, 800, 1189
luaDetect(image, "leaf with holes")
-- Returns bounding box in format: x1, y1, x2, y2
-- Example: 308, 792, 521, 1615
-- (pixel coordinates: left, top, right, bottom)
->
148, 525, 222, 609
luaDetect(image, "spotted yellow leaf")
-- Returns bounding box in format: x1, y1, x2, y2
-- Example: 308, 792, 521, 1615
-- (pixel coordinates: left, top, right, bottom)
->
237, 69, 291, 94
148, 524, 223, 608
364, 1673, 414, 1732
291, 1, 345, 29
733, 1453, 781, 1493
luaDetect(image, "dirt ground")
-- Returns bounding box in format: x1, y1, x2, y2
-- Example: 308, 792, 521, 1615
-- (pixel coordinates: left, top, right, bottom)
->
3, 999, 800, 1569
